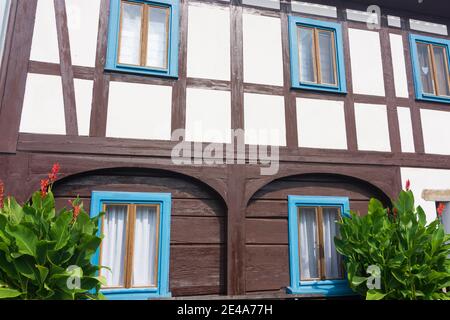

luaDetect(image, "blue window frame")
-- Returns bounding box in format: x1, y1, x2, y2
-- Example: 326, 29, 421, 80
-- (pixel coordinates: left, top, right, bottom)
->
287, 196, 353, 296
90, 191, 172, 300
288, 16, 346, 93
106, 0, 179, 78
410, 34, 450, 104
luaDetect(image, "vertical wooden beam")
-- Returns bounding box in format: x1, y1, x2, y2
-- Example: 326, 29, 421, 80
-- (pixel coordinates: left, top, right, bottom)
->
230, 0, 244, 132
380, 28, 401, 153
280, 0, 298, 149
337, 4, 358, 151
171, 0, 188, 137
90, 0, 111, 137
226, 164, 246, 296
54, 0, 78, 136
227, 0, 246, 296
0, 0, 37, 153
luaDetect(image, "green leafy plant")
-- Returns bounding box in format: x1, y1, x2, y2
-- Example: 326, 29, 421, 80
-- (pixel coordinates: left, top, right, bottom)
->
0, 164, 105, 300
335, 181, 450, 300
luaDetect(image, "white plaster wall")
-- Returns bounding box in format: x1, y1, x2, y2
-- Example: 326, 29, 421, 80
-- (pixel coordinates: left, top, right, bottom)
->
421, 109, 450, 155
400, 168, 450, 223
187, 4, 230, 81
20, 73, 65, 134
409, 19, 448, 36
397, 107, 415, 153
389, 34, 409, 98
387, 15, 401, 28
244, 93, 286, 146
354, 103, 391, 152
30, 0, 60, 63
296, 98, 347, 150
291, 1, 337, 18
106, 82, 172, 141
348, 28, 385, 96
243, 13, 283, 86
185, 88, 231, 144
66, 0, 100, 67
74, 79, 93, 136
242, 0, 280, 10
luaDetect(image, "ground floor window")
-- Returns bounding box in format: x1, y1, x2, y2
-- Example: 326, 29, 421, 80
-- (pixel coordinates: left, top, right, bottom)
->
437, 201, 450, 234
287, 196, 353, 296
90, 191, 171, 300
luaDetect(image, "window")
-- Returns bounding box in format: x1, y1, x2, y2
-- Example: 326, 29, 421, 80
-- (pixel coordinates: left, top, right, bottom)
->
437, 202, 450, 234
287, 196, 353, 296
90, 191, 171, 300
288, 16, 346, 93
0, 0, 11, 68
106, 0, 179, 78
410, 34, 450, 103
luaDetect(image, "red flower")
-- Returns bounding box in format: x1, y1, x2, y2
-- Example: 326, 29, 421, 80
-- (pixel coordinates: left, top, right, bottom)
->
437, 202, 446, 218
69, 200, 81, 221
393, 207, 398, 218
0, 180, 4, 209
405, 179, 411, 191
48, 163, 60, 183
40, 178, 50, 198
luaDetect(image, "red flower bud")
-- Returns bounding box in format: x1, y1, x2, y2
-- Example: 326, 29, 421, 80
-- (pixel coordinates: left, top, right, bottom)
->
40, 179, 49, 198
0, 180, 4, 209
69, 199, 81, 222
393, 207, 398, 218
48, 163, 60, 183
405, 179, 411, 191
437, 202, 446, 218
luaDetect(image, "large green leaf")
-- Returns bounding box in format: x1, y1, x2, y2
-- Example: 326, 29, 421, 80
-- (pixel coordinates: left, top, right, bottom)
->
366, 290, 388, 300
0, 288, 22, 299
5, 224, 37, 256
50, 211, 72, 250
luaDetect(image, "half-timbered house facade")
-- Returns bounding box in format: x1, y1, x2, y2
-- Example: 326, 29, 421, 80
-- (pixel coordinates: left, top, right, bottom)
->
0, 0, 450, 299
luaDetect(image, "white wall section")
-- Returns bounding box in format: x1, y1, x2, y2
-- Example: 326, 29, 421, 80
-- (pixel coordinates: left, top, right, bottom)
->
244, 93, 286, 146
242, 0, 280, 10
107, 82, 172, 141
400, 168, 450, 223
66, 0, 100, 67
348, 28, 385, 96
387, 15, 401, 28
291, 1, 337, 18
421, 109, 450, 155
185, 88, 231, 144
409, 19, 448, 36
74, 79, 93, 136
187, 3, 230, 81
389, 34, 409, 98
397, 107, 415, 153
243, 13, 283, 86
20, 73, 65, 135
30, 0, 60, 63
296, 98, 347, 150
354, 103, 391, 152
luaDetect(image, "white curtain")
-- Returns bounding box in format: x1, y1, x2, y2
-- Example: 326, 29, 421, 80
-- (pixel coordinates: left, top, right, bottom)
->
119, 2, 142, 65
416, 42, 435, 94
132, 206, 158, 287
322, 208, 342, 279
298, 27, 316, 83
298, 208, 319, 279
101, 205, 128, 287
432, 46, 450, 96
146, 7, 168, 69
442, 203, 450, 234
318, 30, 336, 85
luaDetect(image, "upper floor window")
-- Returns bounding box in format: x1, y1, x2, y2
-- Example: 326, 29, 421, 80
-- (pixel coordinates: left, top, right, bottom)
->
288, 16, 346, 94
287, 196, 353, 296
90, 191, 172, 300
410, 34, 450, 103
106, 0, 179, 78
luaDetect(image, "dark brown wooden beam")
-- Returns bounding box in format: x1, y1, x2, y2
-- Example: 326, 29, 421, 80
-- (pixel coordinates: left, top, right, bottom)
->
230, 1, 244, 132
0, 0, 37, 153
54, 0, 78, 136
89, 0, 111, 137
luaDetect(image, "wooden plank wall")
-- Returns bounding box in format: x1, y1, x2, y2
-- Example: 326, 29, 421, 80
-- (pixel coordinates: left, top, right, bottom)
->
52, 168, 227, 297
245, 173, 390, 294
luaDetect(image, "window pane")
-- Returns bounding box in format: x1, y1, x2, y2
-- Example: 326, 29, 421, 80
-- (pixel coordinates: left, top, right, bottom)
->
118, 2, 143, 66
146, 6, 169, 69
298, 207, 319, 280
132, 205, 159, 287
441, 202, 450, 234
298, 27, 316, 83
432, 46, 450, 96
318, 30, 337, 85
322, 208, 343, 279
0, 0, 11, 68
101, 205, 128, 287
417, 42, 435, 95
